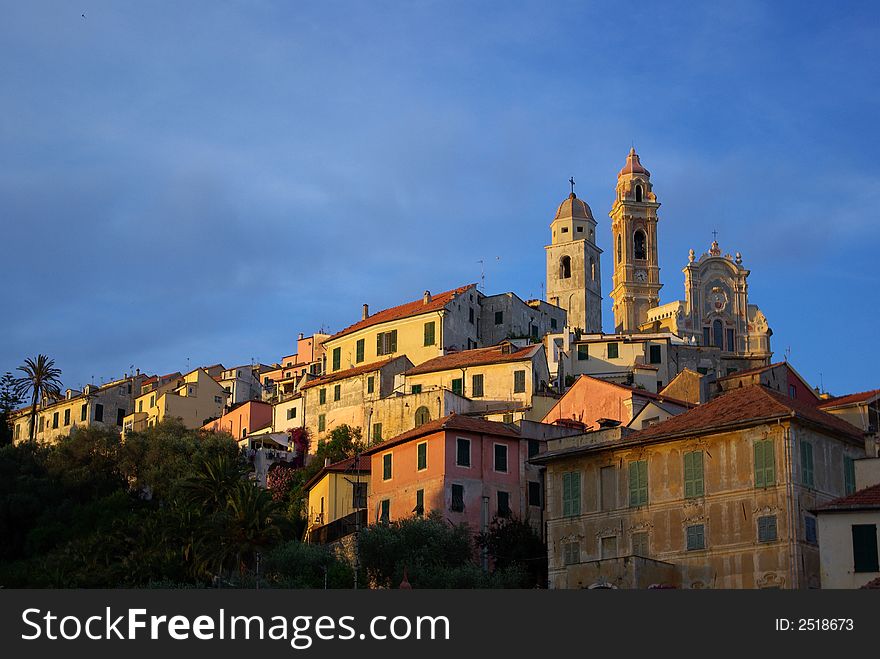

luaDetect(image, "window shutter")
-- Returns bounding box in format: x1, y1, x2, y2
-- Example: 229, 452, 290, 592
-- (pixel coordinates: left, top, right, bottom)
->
390, 330, 397, 353
562, 473, 571, 517
377, 333, 383, 356
639, 461, 648, 504
684, 453, 694, 498
572, 472, 580, 515
629, 462, 639, 506
764, 441, 775, 486
754, 442, 765, 487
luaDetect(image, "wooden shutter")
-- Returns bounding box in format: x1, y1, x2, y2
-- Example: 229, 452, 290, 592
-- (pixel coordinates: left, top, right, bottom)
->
376, 333, 384, 356
562, 472, 572, 517
754, 441, 765, 487
390, 330, 397, 353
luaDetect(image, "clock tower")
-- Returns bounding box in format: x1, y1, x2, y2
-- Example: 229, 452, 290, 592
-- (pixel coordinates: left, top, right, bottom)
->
609, 148, 662, 333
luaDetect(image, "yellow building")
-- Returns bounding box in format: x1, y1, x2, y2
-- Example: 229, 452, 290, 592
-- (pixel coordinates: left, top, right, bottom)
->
122, 368, 226, 435
533, 384, 866, 589
304, 455, 370, 544
818, 389, 880, 458
11, 374, 148, 444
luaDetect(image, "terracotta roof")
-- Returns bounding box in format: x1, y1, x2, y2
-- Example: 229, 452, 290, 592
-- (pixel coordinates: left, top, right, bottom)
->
818, 389, 880, 409
618, 147, 650, 177
815, 483, 880, 512
299, 356, 401, 390
405, 343, 541, 376
303, 454, 370, 492
325, 284, 477, 343
362, 413, 520, 456
716, 361, 785, 381
860, 576, 880, 589
632, 384, 863, 444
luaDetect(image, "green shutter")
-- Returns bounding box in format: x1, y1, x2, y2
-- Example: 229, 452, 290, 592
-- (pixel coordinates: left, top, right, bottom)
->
390, 330, 397, 353
377, 333, 384, 356
764, 441, 775, 486
571, 472, 580, 515
356, 339, 364, 363
562, 473, 571, 517
332, 347, 341, 371
629, 460, 648, 506
417, 442, 427, 470
424, 322, 435, 346
684, 451, 704, 498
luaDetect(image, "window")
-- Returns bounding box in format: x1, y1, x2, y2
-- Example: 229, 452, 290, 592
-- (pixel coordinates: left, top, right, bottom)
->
52, 412, 59, 429
801, 441, 814, 487
601, 536, 617, 559
754, 439, 775, 488
138, 400, 143, 413
844, 456, 856, 495
451, 378, 463, 396
468, 307, 475, 324
607, 342, 619, 359
456, 438, 471, 467
424, 321, 436, 346
376, 330, 398, 355
683, 451, 704, 498
528, 439, 540, 458
758, 515, 778, 542
551, 317, 558, 330
497, 491, 511, 518
63, 408, 70, 426
318, 414, 326, 432
382, 453, 392, 480
415, 405, 431, 427
352, 482, 367, 509
852, 524, 879, 573
528, 481, 541, 506
367, 377, 374, 394
406, 384, 421, 395
629, 460, 648, 507
333, 384, 341, 402
417, 442, 427, 470
805, 515, 818, 544
415, 489, 424, 517
617, 235, 622, 263
116, 408, 125, 426
356, 339, 365, 363
590, 257, 595, 281
80, 404, 88, 421
562, 471, 581, 517
649, 345, 662, 364
632, 532, 649, 557
504, 413, 515, 424
380, 499, 390, 524
286, 407, 297, 420
332, 347, 341, 371
38, 416, 44, 432
494, 444, 508, 473
319, 388, 327, 405
577, 345, 588, 361
561, 227, 569, 234
577, 226, 583, 233
696, 366, 708, 375
635, 185, 643, 202
559, 256, 572, 279
789, 384, 797, 399
450, 484, 464, 512
472, 373, 484, 398
372, 422, 382, 442
494, 311, 503, 325
94, 404, 104, 422
513, 370, 526, 393
726, 328, 735, 352
214, 395, 223, 404
713, 319, 723, 349
633, 230, 647, 259
702, 327, 710, 346
686, 524, 705, 550
563, 541, 579, 566
600, 465, 617, 511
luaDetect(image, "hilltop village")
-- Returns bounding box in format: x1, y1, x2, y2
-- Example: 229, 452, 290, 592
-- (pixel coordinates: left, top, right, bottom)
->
10, 149, 880, 589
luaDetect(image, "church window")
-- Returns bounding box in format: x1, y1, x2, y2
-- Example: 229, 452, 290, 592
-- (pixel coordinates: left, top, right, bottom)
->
590, 257, 596, 281
635, 185, 643, 202
617, 235, 622, 263
634, 230, 647, 260
726, 328, 735, 352
576, 226, 583, 233
702, 327, 710, 346
561, 227, 569, 233
712, 320, 723, 349
560, 256, 572, 279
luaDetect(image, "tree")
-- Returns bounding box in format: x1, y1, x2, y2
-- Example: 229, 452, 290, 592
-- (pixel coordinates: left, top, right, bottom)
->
0, 372, 24, 446
13, 355, 62, 442
478, 516, 547, 588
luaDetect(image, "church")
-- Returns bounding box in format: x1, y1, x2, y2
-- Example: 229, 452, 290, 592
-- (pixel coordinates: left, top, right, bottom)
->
546, 148, 773, 387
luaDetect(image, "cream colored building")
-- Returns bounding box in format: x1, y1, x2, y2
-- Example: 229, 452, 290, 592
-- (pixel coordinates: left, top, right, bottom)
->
304, 455, 370, 544
122, 368, 226, 435
533, 384, 866, 589
818, 389, 880, 458
12, 374, 148, 444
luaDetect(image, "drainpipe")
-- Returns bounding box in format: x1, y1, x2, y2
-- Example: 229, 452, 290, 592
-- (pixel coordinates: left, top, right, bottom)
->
779, 417, 798, 589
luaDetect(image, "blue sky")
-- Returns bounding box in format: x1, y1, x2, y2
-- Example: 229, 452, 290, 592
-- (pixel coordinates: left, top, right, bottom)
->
1, 1, 878, 395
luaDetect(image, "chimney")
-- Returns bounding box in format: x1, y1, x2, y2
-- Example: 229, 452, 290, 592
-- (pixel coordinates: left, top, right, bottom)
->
362, 304, 369, 320
298, 332, 304, 340
423, 290, 432, 305
324, 457, 331, 467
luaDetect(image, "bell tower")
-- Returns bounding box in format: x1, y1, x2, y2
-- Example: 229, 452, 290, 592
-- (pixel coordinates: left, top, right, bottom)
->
545, 179, 602, 333
609, 148, 662, 333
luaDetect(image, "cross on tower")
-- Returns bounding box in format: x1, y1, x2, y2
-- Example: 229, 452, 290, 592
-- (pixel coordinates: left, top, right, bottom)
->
569, 177, 575, 195
711, 229, 718, 241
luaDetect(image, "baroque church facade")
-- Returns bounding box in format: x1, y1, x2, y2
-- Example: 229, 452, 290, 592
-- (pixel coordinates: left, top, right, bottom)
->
546, 148, 772, 365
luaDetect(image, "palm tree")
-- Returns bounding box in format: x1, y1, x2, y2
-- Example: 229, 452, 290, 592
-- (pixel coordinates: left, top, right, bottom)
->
13, 354, 63, 442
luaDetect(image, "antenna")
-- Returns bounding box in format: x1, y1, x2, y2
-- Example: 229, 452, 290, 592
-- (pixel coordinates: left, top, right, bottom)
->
477, 259, 485, 291
784, 346, 791, 362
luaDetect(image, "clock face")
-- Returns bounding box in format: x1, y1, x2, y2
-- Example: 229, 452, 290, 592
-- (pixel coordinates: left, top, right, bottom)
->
634, 269, 647, 282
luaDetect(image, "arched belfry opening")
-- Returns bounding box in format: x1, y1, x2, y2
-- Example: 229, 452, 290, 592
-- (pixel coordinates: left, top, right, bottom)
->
560, 255, 572, 279
634, 230, 647, 260
635, 185, 643, 202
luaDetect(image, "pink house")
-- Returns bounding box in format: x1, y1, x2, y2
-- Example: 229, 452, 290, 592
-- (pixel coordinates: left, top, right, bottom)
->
202, 400, 273, 440
364, 414, 544, 532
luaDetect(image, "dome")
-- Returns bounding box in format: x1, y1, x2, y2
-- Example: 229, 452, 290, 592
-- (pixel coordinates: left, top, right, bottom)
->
554, 192, 594, 220
618, 147, 650, 177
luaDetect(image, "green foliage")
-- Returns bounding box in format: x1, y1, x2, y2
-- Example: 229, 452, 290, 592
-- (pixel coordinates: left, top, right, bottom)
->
13, 354, 63, 442
262, 540, 353, 588
478, 516, 547, 588
0, 372, 24, 447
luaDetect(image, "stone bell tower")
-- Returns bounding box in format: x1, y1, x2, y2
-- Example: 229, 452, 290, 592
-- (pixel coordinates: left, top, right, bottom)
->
545, 180, 602, 333
609, 148, 662, 333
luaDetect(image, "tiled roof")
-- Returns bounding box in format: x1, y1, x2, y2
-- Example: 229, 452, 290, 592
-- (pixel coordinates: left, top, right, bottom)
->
860, 576, 880, 589
630, 384, 863, 444
818, 389, 880, 409
716, 361, 785, 381
299, 357, 400, 390
405, 343, 541, 375
815, 483, 880, 512
362, 413, 520, 455
324, 284, 476, 343
303, 454, 370, 492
